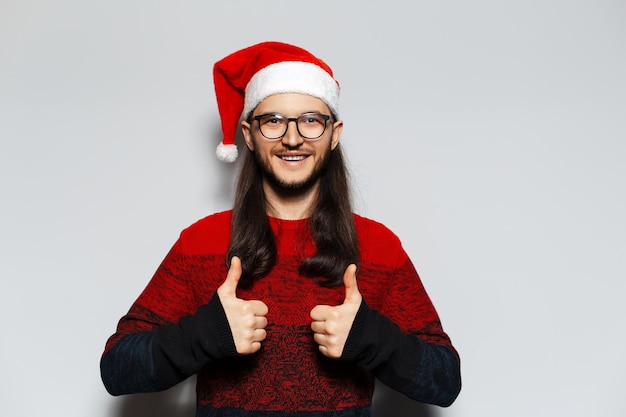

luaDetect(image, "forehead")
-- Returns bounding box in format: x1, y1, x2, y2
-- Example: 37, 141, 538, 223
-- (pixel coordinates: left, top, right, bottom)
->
254, 93, 331, 115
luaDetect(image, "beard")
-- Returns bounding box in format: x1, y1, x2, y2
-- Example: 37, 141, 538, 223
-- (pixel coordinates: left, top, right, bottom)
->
253, 145, 333, 193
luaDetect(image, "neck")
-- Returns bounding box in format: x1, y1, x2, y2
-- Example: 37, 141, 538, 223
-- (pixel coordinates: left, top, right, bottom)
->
263, 181, 319, 220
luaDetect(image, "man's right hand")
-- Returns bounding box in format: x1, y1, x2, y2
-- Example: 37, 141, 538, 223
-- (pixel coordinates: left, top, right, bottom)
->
217, 256, 268, 354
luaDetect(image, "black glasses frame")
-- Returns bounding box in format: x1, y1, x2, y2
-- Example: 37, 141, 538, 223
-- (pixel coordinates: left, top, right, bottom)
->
252, 112, 332, 140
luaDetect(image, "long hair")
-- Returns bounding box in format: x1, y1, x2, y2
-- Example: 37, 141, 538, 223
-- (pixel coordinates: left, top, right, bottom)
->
226, 143, 360, 287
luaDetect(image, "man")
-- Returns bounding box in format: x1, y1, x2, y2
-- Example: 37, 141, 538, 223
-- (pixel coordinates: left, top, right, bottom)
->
101, 41, 461, 416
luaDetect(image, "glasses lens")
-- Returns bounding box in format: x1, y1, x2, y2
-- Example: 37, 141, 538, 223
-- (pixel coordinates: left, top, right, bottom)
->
297, 113, 327, 139
258, 114, 287, 139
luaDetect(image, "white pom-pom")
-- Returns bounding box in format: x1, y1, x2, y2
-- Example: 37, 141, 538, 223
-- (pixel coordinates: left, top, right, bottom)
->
216, 143, 238, 163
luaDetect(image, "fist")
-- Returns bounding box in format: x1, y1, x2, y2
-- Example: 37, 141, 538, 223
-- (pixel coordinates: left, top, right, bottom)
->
310, 264, 362, 359
217, 256, 268, 354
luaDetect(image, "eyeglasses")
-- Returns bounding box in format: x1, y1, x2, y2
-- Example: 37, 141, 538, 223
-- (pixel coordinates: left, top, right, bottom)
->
252, 112, 332, 140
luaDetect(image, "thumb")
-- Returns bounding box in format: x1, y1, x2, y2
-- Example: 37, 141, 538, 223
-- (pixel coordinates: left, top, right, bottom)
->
343, 264, 361, 304
219, 256, 242, 298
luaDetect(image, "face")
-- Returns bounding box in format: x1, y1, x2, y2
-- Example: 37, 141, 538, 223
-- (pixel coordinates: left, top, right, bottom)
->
241, 93, 343, 192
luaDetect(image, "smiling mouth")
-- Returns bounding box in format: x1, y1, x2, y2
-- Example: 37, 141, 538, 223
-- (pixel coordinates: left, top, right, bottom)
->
279, 155, 307, 161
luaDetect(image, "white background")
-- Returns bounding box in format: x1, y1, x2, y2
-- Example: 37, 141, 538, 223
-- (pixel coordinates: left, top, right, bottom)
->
1, 1, 625, 416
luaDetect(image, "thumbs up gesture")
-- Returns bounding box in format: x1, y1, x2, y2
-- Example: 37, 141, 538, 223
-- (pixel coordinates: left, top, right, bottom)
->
310, 264, 362, 359
217, 256, 268, 355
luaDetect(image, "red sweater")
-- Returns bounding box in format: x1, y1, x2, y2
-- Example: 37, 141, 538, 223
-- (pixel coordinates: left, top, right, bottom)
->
101, 211, 460, 415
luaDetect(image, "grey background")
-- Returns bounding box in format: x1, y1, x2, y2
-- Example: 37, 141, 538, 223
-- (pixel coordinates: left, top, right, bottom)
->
1, 1, 625, 416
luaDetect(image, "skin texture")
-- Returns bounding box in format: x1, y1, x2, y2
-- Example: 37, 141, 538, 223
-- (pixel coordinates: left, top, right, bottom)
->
217, 93, 359, 358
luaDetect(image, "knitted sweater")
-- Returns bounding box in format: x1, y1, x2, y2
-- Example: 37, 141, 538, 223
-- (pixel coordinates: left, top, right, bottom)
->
101, 211, 461, 415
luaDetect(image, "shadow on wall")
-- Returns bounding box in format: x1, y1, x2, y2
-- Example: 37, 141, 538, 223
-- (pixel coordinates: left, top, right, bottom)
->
108, 377, 196, 417
107, 377, 441, 417
372, 380, 441, 417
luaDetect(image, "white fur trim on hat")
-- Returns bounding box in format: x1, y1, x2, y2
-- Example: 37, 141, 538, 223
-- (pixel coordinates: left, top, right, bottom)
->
216, 143, 239, 163
243, 61, 340, 118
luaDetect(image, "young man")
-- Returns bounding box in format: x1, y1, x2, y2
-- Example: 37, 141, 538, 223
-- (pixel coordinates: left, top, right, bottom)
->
101, 41, 461, 416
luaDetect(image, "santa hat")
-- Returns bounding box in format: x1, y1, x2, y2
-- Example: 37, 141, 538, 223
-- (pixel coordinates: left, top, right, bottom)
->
213, 41, 340, 162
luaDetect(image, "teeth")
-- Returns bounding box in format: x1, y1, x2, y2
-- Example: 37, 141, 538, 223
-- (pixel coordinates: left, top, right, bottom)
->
281, 155, 306, 161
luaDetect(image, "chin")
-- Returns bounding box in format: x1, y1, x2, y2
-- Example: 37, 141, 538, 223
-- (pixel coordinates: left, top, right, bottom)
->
256, 151, 328, 193
274, 177, 316, 192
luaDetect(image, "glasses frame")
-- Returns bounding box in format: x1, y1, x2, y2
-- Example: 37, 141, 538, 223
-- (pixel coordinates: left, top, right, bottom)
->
252, 112, 333, 140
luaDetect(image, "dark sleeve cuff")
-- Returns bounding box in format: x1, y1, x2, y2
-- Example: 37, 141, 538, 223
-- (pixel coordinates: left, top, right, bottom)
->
340, 298, 422, 371
205, 290, 239, 357
340, 299, 370, 361
152, 292, 238, 385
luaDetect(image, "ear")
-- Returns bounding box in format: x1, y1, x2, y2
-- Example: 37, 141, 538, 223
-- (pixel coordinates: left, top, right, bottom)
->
330, 119, 343, 150
241, 120, 255, 151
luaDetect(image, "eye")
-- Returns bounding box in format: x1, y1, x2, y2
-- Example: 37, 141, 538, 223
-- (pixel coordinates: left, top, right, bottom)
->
300, 114, 324, 125
259, 114, 285, 126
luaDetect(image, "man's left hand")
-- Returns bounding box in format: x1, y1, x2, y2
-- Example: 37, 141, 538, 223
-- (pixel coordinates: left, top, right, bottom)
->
310, 264, 362, 359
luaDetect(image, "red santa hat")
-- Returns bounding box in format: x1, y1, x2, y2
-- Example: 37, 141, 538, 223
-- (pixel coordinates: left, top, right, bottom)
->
213, 41, 340, 162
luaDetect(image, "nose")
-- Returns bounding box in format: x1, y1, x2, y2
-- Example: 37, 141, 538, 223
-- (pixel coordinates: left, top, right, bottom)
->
281, 120, 304, 147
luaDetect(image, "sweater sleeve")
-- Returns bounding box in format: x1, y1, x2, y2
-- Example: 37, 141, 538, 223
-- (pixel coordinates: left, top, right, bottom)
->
100, 240, 238, 395
341, 300, 461, 407
341, 226, 461, 407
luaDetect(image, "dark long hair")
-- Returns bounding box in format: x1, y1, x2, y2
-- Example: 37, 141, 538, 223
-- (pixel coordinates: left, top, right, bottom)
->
226, 143, 359, 287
